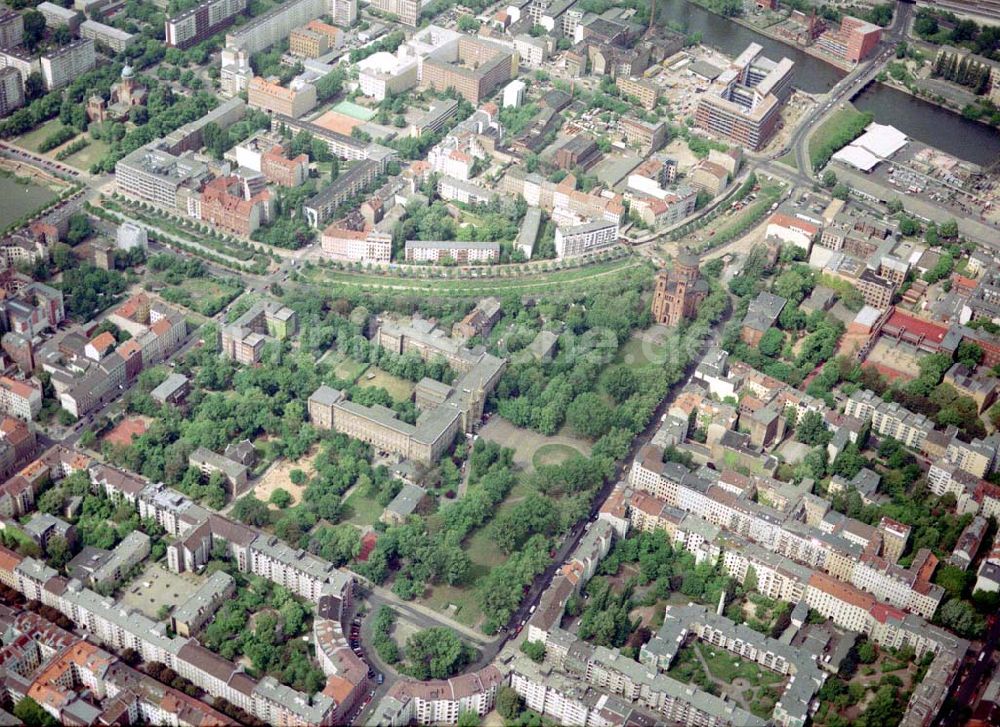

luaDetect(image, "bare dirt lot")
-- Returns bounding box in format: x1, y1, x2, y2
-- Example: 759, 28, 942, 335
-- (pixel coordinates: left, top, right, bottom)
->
253, 447, 319, 509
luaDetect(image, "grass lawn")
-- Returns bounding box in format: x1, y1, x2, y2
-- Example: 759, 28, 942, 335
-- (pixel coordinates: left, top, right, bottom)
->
13, 118, 68, 153
342, 489, 383, 528
613, 327, 671, 369
308, 258, 650, 297
356, 367, 415, 402
532, 443, 581, 469
420, 583, 482, 628
63, 138, 110, 170
775, 150, 798, 170
808, 105, 872, 171
334, 357, 369, 382
699, 644, 785, 686
151, 273, 242, 316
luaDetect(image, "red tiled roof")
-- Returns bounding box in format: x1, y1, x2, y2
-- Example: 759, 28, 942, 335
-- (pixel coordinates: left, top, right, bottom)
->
768, 212, 819, 235
883, 310, 949, 345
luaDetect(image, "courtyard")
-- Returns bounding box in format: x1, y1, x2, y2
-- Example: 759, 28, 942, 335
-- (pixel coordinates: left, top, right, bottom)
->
119, 561, 206, 620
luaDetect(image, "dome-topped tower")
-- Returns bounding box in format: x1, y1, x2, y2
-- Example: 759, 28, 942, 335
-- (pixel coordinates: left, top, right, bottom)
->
121, 65, 134, 80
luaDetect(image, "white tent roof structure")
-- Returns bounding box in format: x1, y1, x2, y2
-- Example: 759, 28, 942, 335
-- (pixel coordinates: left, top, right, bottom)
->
832, 145, 880, 171
852, 123, 908, 159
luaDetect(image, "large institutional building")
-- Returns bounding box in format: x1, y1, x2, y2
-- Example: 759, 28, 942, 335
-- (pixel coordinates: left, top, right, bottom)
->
816, 15, 882, 63
421, 37, 516, 104
695, 43, 794, 151
309, 317, 506, 465
247, 75, 317, 118
651, 249, 709, 326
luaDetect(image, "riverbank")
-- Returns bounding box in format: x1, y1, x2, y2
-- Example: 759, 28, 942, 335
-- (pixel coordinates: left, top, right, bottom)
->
852, 81, 1000, 166
875, 70, 1000, 135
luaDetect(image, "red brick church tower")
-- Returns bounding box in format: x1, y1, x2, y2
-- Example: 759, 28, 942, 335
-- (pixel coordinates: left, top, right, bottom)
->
651, 249, 708, 326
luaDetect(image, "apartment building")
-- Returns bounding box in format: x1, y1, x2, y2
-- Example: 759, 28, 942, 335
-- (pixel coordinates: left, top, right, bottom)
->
0, 9, 24, 49
330, 0, 357, 26
369, 0, 421, 26
56, 302, 186, 418
248, 75, 317, 118
845, 389, 933, 449
0, 377, 41, 421
945, 435, 998, 479
410, 99, 459, 138
80, 20, 137, 52
303, 158, 383, 227
619, 116, 668, 154
196, 174, 273, 237
513, 33, 548, 68
816, 15, 881, 63
436, 175, 494, 206
188, 447, 248, 491
5, 550, 339, 724
632, 186, 697, 228
260, 144, 308, 187
221, 299, 297, 365
553, 219, 619, 259
90, 531, 150, 589
615, 76, 659, 110
377, 668, 503, 725
0, 47, 38, 85
404, 239, 499, 264
421, 37, 515, 104
321, 226, 392, 263
0, 64, 22, 119
36, 2, 81, 31
502, 167, 625, 225
171, 570, 234, 637
225, 0, 325, 54
289, 20, 343, 57
165, 0, 246, 48
40, 39, 95, 91
695, 43, 794, 151
856, 268, 896, 309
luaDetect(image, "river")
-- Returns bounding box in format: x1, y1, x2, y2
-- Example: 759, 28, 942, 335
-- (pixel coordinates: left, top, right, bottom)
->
852, 83, 1000, 167
661, 0, 1000, 166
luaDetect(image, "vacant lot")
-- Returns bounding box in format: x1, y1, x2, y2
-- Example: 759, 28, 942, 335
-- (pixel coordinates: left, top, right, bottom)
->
253, 448, 318, 508
62, 138, 110, 171
13, 118, 67, 153
151, 273, 243, 317
0, 174, 59, 225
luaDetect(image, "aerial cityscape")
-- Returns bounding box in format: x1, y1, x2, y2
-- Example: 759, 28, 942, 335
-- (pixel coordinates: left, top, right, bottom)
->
0, 0, 998, 724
